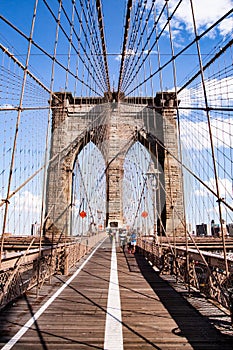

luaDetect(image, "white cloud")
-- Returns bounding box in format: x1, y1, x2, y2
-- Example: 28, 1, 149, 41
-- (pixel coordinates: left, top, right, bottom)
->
177, 75, 233, 150
0, 190, 42, 235
115, 49, 136, 61
13, 190, 42, 214
180, 116, 233, 150
194, 178, 232, 197
151, 0, 233, 38
142, 49, 158, 55
0, 104, 15, 110
179, 76, 233, 110
115, 54, 121, 61
115, 49, 158, 61
193, 77, 233, 108
219, 16, 233, 36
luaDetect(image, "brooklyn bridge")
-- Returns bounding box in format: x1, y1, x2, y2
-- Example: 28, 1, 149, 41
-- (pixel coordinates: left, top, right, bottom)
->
0, 0, 233, 348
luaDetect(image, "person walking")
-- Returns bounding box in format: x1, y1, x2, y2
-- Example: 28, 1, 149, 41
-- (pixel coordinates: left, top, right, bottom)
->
119, 229, 127, 252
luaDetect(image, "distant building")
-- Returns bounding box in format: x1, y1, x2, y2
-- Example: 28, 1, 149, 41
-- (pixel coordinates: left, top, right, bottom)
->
227, 223, 233, 237
31, 222, 40, 236
211, 220, 220, 237
196, 223, 208, 236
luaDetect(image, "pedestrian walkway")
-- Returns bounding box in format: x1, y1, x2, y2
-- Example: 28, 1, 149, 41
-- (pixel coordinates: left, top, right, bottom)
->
0, 237, 232, 349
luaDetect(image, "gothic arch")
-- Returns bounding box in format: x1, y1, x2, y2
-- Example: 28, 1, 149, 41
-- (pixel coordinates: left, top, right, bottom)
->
45, 92, 185, 240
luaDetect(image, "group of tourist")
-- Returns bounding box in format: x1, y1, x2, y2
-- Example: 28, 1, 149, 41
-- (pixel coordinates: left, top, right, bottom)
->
108, 228, 137, 253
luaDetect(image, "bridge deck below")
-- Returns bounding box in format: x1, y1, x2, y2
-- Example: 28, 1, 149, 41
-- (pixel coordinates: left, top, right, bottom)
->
0, 237, 232, 349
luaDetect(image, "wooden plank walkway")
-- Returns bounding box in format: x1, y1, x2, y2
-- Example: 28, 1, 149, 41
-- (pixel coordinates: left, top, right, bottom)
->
0, 237, 232, 349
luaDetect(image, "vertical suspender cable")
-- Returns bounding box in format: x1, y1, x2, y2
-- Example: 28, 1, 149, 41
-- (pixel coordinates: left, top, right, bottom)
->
189, 0, 229, 276
165, 1, 189, 288
0, 0, 39, 268
38, 0, 63, 295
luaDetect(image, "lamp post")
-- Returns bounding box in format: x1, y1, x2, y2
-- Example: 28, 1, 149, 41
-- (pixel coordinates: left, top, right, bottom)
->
97, 210, 102, 234
145, 164, 161, 242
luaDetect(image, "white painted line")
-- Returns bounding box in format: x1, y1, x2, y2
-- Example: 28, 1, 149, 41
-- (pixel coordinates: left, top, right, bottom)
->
1, 239, 105, 350
104, 238, 123, 350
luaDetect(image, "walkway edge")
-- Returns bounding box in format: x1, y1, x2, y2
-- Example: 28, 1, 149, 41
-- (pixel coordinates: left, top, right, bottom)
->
1, 238, 106, 350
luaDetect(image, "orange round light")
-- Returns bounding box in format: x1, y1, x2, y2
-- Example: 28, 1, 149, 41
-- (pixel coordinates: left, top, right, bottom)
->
79, 210, 87, 218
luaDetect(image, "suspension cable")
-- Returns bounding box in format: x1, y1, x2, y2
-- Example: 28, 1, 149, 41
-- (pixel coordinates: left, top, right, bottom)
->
96, 0, 111, 93
117, 0, 133, 97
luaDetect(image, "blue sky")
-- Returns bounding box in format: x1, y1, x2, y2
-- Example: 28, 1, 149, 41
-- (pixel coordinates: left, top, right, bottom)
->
0, 0, 232, 94
100, 1, 126, 90
0, 0, 233, 234
0, 0, 126, 93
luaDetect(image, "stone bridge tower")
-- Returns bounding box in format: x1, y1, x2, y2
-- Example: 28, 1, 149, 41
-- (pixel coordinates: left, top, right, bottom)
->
44, 92, 184, 240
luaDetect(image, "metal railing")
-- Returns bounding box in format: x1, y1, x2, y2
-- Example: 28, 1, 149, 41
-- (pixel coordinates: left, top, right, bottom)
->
0, 232, 106, 310
137, 237, 233, 319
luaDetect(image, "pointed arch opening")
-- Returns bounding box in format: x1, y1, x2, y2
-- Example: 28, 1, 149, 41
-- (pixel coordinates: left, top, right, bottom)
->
71, 141, 106, 236
123, 141, 159, 236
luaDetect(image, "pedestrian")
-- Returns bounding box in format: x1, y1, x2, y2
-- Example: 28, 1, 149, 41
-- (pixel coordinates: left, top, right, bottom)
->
130, 231, 137, 254
108, 229, 113, 243
118, 229, 126, 251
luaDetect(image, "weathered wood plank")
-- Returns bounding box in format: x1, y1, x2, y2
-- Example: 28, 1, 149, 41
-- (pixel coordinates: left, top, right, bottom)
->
0, 240, 232, 349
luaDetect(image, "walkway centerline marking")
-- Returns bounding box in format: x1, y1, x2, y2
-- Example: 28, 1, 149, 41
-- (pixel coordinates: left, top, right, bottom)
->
104, 238, 124, 350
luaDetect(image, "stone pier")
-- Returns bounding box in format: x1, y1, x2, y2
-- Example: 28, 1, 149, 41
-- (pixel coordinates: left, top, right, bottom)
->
45, 92, 185, 240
